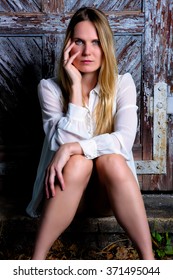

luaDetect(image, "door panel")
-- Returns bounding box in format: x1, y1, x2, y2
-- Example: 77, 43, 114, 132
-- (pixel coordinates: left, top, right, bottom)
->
0, 36, 42, 146
0, 0, 42, 12
63, 0, 142, 12
0, 0, 172, 195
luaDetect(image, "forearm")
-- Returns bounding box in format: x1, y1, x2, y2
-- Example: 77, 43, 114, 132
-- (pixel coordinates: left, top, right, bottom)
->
78, 130, 136, 161
45, 142, 84, 196
64, 142, 84, 156
70, 84, 83, 106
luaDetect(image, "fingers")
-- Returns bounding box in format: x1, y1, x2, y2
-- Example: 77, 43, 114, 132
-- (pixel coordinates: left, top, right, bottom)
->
64, 39, 74, 56
64, 38, 72, 50
63, 41, 74, 62
45, 167, 50, 198
45, 166, 65, 199
63, 40, 80, 65
45, 167, 55, 199
64, 51, 80, 66
56, 170, 65, 191
48, 169, 57, 197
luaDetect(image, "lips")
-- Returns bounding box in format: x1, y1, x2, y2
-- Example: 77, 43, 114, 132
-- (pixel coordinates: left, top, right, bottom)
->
81, 60, 93, 63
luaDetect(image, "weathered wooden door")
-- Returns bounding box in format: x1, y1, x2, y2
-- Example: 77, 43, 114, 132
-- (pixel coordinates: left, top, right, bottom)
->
0, 0, 172, 204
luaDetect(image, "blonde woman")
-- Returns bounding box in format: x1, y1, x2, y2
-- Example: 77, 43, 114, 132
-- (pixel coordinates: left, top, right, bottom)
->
27, 7, 154, 260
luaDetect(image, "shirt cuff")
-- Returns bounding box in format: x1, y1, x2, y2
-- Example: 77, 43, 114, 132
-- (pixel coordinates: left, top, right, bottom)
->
67, 103, 88, 120
78, 139, 97, 159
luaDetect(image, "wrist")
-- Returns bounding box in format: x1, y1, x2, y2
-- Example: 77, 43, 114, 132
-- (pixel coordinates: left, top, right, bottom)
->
70, 85, 83, 106
65, 142, 83, 156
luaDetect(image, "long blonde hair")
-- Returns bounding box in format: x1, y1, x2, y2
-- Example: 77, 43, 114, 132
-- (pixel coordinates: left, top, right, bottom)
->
58, 7, 118, 135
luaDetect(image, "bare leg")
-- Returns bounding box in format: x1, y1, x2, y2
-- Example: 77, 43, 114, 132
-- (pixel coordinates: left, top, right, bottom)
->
32, 155, 93, 260
95, 154, 154, 260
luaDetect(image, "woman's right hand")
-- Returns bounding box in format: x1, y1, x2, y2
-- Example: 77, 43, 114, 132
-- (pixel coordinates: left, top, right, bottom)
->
63, 39, 83, 106
45, 142, 83, 198
63, 39, 81, 85
45, 144, 71, 198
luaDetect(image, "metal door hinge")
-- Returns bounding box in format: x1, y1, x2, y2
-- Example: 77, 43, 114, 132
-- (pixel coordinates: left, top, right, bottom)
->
167, 96, 173, 114
136, 82, 167, 174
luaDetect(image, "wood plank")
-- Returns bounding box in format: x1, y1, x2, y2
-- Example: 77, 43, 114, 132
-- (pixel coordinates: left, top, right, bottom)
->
42, 0, 64, 13
0, 0, 42, 12
64, 0, 142, 12
0, 0, 172, 191
0, 36, 43, 146
142, 0, 173, 190
0, 12, 144, 34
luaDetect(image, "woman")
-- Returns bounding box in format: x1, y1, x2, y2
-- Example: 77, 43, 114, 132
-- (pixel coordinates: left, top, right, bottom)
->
26, 7, 154, 260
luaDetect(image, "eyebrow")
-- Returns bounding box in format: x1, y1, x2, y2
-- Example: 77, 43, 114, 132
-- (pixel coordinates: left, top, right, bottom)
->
73, 37, 99, 41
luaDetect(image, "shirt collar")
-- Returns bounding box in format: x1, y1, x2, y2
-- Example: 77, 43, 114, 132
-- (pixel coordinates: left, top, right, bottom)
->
92, 83, 100, 95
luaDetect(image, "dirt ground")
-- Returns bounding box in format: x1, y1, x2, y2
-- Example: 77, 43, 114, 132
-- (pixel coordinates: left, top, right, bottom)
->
0, 219, 173, 260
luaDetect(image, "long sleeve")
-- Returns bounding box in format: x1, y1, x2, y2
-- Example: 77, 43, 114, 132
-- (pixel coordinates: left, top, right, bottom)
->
38, 74, 138, 160
26, 73, 138, 217
78, 73, 138, 160
38, 78, 94, 151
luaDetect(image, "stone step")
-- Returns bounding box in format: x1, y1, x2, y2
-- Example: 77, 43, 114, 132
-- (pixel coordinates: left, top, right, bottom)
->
0, 193, 173, 258
0, 194, 173, 233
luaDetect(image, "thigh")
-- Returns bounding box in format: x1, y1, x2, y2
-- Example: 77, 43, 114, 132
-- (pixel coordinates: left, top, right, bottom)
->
95, 154, 129, 184
77, 164, 113, 217
63, 154, 93, 185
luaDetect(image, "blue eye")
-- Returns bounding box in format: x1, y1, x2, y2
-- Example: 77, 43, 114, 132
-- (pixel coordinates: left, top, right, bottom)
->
93, 40, 100, 45
74, 39, 83, 45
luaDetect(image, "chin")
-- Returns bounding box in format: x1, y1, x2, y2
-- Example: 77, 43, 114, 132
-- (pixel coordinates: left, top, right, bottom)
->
79, 66, 100, 73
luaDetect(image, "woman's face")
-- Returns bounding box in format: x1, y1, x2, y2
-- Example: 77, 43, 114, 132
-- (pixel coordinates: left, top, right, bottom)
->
70, 20, 103, 74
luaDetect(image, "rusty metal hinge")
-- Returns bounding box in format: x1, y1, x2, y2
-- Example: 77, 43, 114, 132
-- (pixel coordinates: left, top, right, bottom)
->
136, 82, 167, 174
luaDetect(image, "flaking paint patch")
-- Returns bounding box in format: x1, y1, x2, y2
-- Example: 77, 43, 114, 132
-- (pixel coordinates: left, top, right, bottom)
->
135, 82, 167, 174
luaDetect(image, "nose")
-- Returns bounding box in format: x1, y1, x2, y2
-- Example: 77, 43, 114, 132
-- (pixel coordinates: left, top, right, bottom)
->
82, 43, 91, 56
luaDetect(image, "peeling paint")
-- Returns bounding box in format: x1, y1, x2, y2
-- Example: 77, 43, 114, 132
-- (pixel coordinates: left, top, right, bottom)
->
64, 0, 142, 13
0, 0, 42, 12
135, 82, 167, 174
169, 125, 173, 164
0, 12, 144, 34
0, 0, 172, 190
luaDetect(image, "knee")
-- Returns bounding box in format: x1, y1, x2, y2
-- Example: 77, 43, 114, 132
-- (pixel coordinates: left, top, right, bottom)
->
96, 154, 128, 182
64, 155, 93, 182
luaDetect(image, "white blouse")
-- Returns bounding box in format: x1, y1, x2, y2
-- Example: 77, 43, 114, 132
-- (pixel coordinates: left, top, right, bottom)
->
26, 73, 138, 217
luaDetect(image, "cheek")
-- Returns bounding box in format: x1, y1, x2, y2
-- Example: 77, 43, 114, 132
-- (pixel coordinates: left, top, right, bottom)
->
70, 48, 81, 66
97, 51, 103, 63
70, 49, 74, 56
70, 45, 80, 56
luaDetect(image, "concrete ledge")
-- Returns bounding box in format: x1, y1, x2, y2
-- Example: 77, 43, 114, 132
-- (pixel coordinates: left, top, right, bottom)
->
0, 194, 173, 234
144, 194, 173, 233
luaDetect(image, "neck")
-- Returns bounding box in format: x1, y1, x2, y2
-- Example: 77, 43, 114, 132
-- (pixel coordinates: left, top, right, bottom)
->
81, 72, 98, 97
